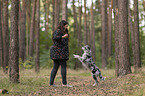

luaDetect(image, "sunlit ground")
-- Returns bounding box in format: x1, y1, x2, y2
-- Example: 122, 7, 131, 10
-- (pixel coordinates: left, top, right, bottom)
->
0, 67, 145, 95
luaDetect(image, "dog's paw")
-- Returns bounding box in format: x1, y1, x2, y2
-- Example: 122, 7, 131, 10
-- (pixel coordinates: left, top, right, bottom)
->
101, 77, 106, 81
93, 83, 96, 86
73, 54, 79, 58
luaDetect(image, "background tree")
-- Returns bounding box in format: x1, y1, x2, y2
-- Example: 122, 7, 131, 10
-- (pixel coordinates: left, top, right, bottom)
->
2, 0, 9, 73
113, 0, 119, 77
128, 0, 135, 69
44, 0, 50, 49
84, 0, 88, 45
35, 0, 40, 73
19, 0, 27, 61
101, 0, 108, 69
118, 0, 131, 76
78, 0, 82, 53
29, 0, 36, 57
90, 1, 96, 61
0, 0, 3, 67
107, 0, 113, 57
134, 0, 141, 71
62, 0, 67, 20
26, 0, 31, 58
9, 0, 19, 83
54, 0, 60, 29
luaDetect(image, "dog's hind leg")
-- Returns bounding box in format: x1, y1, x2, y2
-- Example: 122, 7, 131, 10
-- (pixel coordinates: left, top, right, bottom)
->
98, 70, 106, 80
92, 75, 99, 86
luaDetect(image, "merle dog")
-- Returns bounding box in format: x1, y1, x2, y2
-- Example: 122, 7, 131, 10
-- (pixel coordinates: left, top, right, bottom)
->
73, 45, 106, 86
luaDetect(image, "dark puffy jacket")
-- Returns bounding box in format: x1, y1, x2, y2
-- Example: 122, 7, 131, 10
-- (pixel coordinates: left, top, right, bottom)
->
50, 29, 69, 60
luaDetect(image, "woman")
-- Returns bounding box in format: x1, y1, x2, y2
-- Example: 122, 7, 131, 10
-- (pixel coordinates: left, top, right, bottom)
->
50, 20, 72, 87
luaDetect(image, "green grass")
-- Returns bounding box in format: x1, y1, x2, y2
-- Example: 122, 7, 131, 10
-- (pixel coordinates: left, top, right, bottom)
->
0, 67, 145, 95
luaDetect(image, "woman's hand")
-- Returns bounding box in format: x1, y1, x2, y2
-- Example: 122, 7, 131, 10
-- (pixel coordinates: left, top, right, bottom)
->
62, 34, 69, 39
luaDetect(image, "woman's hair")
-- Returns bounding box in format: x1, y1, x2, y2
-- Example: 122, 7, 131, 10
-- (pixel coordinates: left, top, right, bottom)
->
57, 20, 68, 34
52, 20, 68, 40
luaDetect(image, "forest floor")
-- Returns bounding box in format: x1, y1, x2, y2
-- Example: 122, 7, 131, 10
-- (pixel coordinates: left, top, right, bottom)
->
0, 67, 145, 96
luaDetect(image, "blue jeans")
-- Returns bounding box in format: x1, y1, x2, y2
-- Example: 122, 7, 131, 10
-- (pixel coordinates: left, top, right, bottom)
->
50, 59, 67, 85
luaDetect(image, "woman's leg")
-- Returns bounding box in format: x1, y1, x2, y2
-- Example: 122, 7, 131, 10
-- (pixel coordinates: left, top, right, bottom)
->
49, 60, 60, 85
59, 60, 67, 85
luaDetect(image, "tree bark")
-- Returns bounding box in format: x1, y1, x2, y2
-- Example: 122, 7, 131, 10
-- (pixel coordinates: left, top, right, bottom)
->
134, 0, 141, 71
29, 0, 36, 57
2, 0, 9, 73
114, 0, 119, 77
107, 0, 113, 57
52, 0, 55, 31
9, 0, 19, 83
101, 0, 108, 69
84, 0, 88, 45
35, 0, 40, 73
90, 1, 96, 61
44, 0, 50, 49
78, 0, 82, 52
73, 0, 78, 38
118, 0, 131, 76
19, 0, 27, 61
0, 0, 3, 67
128, 1, 135, 68
26, 0, 31, 59
62, 0, 67, 20
54, 0, 60, 29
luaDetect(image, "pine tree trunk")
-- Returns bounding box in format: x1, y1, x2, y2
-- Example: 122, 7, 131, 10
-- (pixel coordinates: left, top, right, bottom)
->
107, 0, 112, 57
9, 0, 19, 83
90, 1, 96, 61
73, 0, 78, 37
78, 0, 82, 52
0, 0, 3, 67
2, 0, 9, 73
29, 0, 36, 57
35, 0, 40, 73
134, 0, 141, 71
44, 0, 50, 49
128, 1, 135, 68
101, 0, 108, 69
52, 0, 55, 31
84, 0, 88, 45
26, 0, 31, 59
118, 0, 131, 76
54, 0, 60, 29
19, 0, 27, 61
114, 0, 119, 77
62, 0, 67, 20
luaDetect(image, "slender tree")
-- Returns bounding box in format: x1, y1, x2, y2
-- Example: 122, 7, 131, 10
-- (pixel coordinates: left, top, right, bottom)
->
78, 0, 82, 51
90, 1, 96, 61
118, 0, 131, 76
0, 0, 3, 67
44, 0, 50, 49
101, 0, 108, 69
54, 0, 60, 29
62, 0, 67, 20
128, 0, 135, 68
107, 0, 113, 57
72, 0, 78, 37
19, 0, 27, 61
26, 0, 31, 58
29, 0, 36, 57
84, 0, 88, 45
134, 0, 141, 71
2, 0, 9, 73
114, 0, 119, 77
52, 0, 55, 31
9, 0, 19, 83
35, 0, 40, 73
